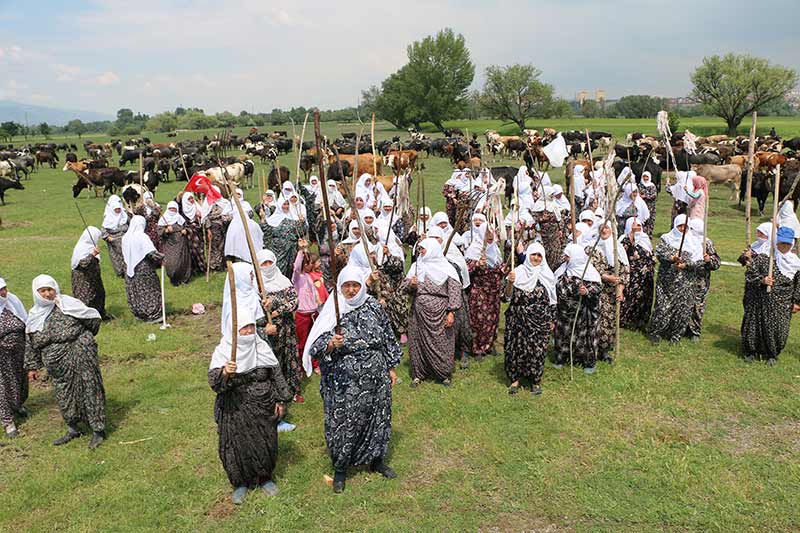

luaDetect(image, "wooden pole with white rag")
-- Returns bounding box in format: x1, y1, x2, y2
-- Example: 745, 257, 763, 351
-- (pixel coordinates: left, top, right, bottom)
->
295, 113, 309, 191
159, 264, 171, 330
767, 164, 781, 294
226, 261, 238, 367
745, 112, 758, 246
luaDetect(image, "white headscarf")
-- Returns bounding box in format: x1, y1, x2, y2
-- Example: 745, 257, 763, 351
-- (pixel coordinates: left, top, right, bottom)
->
778, 200, 800, 236
445, 169, 471, 192
256, 249, 293, 292
266, 199, 293, 228
415, 206, 432, 234
670, 170, 695, 204
426, 226, 470, 288
464, 224, 502, 268
340, 219, 361, 245
235, 188, 254, 216
224, 215, 264, 263
572, 164, 586, 198
348, 243, 380, 282
660, 214, 703, 261
71, 226, 102, 270
373, 219, 405, 264
640, 171, 656, 190
158, 201, 184, 227
750, 222, 773, 255
378, 199, 394, 222
598, 222, 629, 266
551, 184, 571, 211
278, 180, 297, 204
26, 274, 100, 333
462, 213, 487, 245
142, 190, 158, 217
102, 195, 128, 230
306, 176, 323, 205
209, 307, 278, 373
302, 264, 369, 375
220, 262, 265, 340
0, 278, 27, 322
180, 191, 199, 222
620, 217, 652, 253
408, 238, 460, 284
554, 243, 601, 283
513, 242, 557, 304
615, 182, 650, 223
356, 173, 376, 207
326, 180, 346, 209
574, 222, 595, 247
122, 215, 156, 277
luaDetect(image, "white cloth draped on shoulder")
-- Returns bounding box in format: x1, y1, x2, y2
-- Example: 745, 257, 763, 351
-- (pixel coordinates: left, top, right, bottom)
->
224, 214, 264, 263
620, 217, 652, 252
71, 226, 102, 270
256, 249, 293, 291
122, 215, 156, 277
750, 221, 773, 255
513, 242, 557, 304
598, 222, 630, 266
407, 238, 460, 285
302, 264, 369, 376
159, 201, 185, 226
615, 182, 650, 223
26, 274, 100, 333
102, 195, 128, 230
660, 214, 703, 261
554, 243, 602, 283
209, 307, 279, 372
0, 277, 27, 322
220, 262, 265, 340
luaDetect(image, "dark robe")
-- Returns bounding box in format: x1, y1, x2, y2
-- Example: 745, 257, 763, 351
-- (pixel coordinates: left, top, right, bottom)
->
158, 224, 192, 286
687, 240, 721, 337
503, 282, 556, 385
309, 298, 402, 471
261, 219, 304, 279
258, 287, 301, 397
201, 206, 231, 273
101, 224, 128, 277
648, 240, 702, 343
124, 252, 164, 322
619, 236, 655, 331
71, 255, 107, 319
553, 276, 601, 368
466, 260, 504, 356
0, 308, 27, 427
209, 366, 292, 487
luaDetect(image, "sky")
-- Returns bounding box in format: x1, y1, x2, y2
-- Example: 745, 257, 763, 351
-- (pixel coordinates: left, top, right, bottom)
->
0, 0, 796, 116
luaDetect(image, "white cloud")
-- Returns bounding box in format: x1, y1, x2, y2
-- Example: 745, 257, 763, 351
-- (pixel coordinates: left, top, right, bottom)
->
55, 63, 81, 82
95, 71, 120, 85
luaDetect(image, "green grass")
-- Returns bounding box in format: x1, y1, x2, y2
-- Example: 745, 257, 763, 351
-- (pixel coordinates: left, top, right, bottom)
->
2, 120, 800, 532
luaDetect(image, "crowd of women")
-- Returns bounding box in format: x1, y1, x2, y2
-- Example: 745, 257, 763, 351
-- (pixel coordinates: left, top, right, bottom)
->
2, 155, 800, 504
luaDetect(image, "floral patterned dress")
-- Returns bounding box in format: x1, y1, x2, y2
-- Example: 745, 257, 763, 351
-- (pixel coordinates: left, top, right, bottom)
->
619, 235, 655, 331
639, 183, 657, 236
466, 260, 504, 356
0, 308, 27, 427
157, 225, 192, 286
308, 298, 402, 472
261, 219, 304, 279
648, 241, 702, 343
71, 255, 107, 319
503, 282, 556, 386
531, 210, 565, 271
201, 205, 231, 273
124, 251, 164, 322
687, 240, 721, 337
368, 256, 408, 337
101, 224, 128, 277
588, 247, 629, 358
553, 276, 602, 368
258, 287, 301, 397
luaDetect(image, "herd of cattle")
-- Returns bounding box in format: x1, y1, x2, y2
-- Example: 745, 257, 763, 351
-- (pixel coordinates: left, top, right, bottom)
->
0, 126, 799, 216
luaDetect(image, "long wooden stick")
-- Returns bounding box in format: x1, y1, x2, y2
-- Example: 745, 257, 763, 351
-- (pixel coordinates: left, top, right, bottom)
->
226, 260, 238, 363
371, 112, 377, 176
767, 164, 781, 293
313, 110, 341, 330
177, 147, 190, 181
745, 112, 758, 246
138, 152, 144, 190
607, 175, 621, 359
295, 113, 309, 191
569, 161, 577, 243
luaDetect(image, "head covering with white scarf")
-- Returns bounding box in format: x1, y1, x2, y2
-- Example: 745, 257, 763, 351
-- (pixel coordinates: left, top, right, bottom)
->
598, 221, 629, 266
102, 195, 128, 230
158, 200, 185, 227
554, 243, 602, 283
660, 214, 703, 261
256, 249, 293, 292
464, 224, 502, 267
121, 215, 156, 277
407, 238, 460, 284
615, 182, 650, 223
71, 226, 102, 270
620, 217, 652, 252
220, 262, 265, 340
209, 307, 278, 373
26, 274, 100, 333
0, 278, 27, 322
750, 221, 773, 255
513, 242, 557, 304
224, 214, 264, 263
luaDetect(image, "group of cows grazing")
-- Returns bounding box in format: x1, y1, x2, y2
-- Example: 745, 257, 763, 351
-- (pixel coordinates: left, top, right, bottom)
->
1, 126, 799, 216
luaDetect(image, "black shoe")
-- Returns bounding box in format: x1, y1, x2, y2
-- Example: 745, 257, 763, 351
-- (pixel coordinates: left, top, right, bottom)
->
767, 358, 777, 367
442, 379, 452, 388
743, 355, 754, 363
15, 406, 29, 419
333, 471, 346, 493
508, 385, 519, 395
53, 428, 81, 446
88, 431, 105, 450
531, 385, 542, 396
371, 459, 397, 479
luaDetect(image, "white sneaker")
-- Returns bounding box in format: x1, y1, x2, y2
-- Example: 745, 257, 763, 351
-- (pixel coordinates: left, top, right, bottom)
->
277, 421, 296, 433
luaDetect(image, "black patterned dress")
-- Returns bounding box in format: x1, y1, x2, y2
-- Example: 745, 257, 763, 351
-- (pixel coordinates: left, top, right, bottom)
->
619, 236, 655, 330
687, 240, 721, 337
308, 298, 402, 472
553, 276, 601, 368
71, 255, 107, 319
209, 366, 292, 487
183, 216, 207, 275
261, 219, 304, 279
531, 210, 565, 270
503, 282, 556, 386
639, 183, 657, 236
124, 252, 164, 322
369, 256, 409, 337
201, 205, 231, 273
157, 225, 192, 286
258, 287, 301, 397
101, 224, 128, 277
466, 260, 504, 356
588, 247, 630, 358
648, 241, 701, 343
134, 205, 162, 253
740, 254, 800, 359
25, 308, 106, 432
0, 308, 28, 427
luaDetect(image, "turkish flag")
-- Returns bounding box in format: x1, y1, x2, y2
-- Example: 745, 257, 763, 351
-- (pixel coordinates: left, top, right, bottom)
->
184, 174, 222, 204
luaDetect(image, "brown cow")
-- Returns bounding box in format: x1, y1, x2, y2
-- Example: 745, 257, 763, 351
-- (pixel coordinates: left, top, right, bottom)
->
692, 164, 742, 200
328, 153, 382, 177
755, 151, 787, 170
384, 150, 418, 172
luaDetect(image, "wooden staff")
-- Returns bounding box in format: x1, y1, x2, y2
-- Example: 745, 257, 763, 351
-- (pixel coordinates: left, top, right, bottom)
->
702, 183, 709, 250
420, 164, 427, 234
744, 112, 758, 246
226, 261, 238, 367
767, 164, 781, 293
384, 170, 401, 247
569, 162, 577, 243
313, 110, 341, 330
607, 173, 621, 359
371, 112, 377, 176
295, 112, 309, 191
138, 152, 144, 189
159, 264, 171, 330
177, 146, 190, 181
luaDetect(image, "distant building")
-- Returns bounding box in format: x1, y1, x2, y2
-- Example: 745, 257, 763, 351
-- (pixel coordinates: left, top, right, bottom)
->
577, 91, 589, 105
596, 89, 606, 104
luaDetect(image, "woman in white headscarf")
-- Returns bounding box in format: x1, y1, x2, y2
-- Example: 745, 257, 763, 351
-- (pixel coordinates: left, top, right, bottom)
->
133, 190, 162, 252
686, 218, 720, 341
208, 307, 291, 505
305, 264, 402, 494
648, 214, 704, 344
401, 238, 462, 387
777, 198, 800, 243
619, 217, 654, 330
0, 278, 28, 437
259, 189, 277, 218
305, 176, 323, 206
202, 191, 234, 273
179, 191, 207, 275
158, 201, 193, 285
100, 194, 129, 277
122, 215, 164, 322
366, 219, 409, 339
261, 197, 303, 278
503, 242, 557, 395
221, 262, 265, 343
587, 222, 630, 364
334, 219, 362, 268
615, 182, 650, 236
739, 222, 773, 267
442, 169, 471, 225
741, 226, 800, 365
406, 206, 432, 248
460, 212, 487, 248
224, 208, 264, 264
529, 185, 567, 270
255, 248, 302, 403
326, 180, 347, 215
70, 226, 109, 319
24, 274, 106, 449
638, 171, 658, 236
571, 164, 587, 208
552, 242, 603, 373
464, 224, 506, 359
355, 173, 377, 210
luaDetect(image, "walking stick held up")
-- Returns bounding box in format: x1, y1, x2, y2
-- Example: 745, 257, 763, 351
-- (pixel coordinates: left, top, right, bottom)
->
225, 261, 238, 379
159, 264, 171, 330
767, 164, 781, 294
313, 110, 341, 331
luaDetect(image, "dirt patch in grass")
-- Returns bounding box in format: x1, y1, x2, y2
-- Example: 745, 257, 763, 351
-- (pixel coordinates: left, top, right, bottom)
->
0, 219, 32, 230
481, 515, 575, 532
205, 494, 236, 520
724, 419, 800, 459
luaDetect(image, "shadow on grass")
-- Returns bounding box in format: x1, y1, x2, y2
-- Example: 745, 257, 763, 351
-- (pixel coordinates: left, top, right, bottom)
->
105, 396, 141, 437
706, 322, 744, 359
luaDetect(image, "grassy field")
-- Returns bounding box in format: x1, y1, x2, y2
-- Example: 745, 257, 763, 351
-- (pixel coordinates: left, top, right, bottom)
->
1, 119, 800, 532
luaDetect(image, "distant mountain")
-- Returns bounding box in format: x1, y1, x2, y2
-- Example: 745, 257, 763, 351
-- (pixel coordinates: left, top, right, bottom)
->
0, 100, 113, 126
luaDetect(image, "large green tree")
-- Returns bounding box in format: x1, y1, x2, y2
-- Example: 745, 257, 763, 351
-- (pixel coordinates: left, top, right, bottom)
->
401, 28, 474, 132
614, 95, 666, 119
479, 64, 556, 131
374, 68, 425, 130
66, 119, 86, 138
0, 121, 20, 141
690, 54, 798, 136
